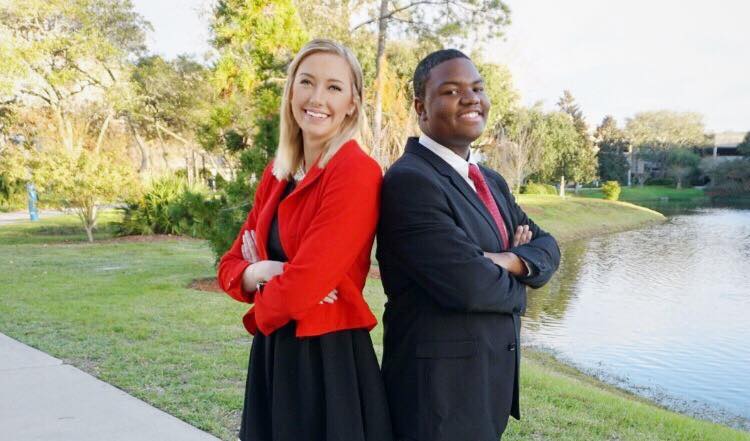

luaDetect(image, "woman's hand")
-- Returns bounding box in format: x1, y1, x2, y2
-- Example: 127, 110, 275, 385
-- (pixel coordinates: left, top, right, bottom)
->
242, 260, 285, 293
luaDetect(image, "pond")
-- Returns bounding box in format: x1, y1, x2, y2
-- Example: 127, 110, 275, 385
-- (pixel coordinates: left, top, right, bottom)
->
523, 205, 750, 430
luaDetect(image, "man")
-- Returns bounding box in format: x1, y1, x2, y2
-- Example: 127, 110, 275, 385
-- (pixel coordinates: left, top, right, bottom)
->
377, 49, 561, 441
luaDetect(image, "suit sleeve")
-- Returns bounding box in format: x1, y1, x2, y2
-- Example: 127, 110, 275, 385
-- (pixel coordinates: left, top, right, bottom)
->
496, 175, 561, 289
379, 167, 526, 314
253, 159, 382, 335
217, 163, 274, 303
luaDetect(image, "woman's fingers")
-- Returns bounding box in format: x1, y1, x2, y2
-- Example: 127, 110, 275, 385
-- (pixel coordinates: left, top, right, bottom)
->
241, 231, 251, 261
319, 289, 338, 304
243, 230, 259, 263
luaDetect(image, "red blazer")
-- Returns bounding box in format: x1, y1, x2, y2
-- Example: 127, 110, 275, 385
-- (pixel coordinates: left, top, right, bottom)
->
217, 140, 382, 337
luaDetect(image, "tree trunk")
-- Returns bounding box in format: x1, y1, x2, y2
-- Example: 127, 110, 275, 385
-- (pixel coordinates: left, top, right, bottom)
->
94, 111, 112, 153
372, 0, 389, 166
559, 175, 566, 198
127, 118, 150, 174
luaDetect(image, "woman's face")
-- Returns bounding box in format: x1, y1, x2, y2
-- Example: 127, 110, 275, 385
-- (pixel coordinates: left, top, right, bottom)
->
291, 52, 356, 148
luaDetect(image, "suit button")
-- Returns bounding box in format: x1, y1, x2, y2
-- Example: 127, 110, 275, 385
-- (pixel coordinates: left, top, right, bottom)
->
507, 343, 516, 352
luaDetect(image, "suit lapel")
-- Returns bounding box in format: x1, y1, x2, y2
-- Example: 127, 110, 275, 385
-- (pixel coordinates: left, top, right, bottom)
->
406, 138, 503, 244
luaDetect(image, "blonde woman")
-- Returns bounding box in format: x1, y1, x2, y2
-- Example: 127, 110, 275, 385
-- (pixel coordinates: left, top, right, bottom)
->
217, 39, 393, 441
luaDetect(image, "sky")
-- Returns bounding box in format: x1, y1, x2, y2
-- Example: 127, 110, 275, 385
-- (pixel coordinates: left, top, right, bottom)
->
131, 0, 750, 133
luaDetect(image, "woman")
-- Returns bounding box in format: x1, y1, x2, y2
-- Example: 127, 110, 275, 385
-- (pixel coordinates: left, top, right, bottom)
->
217, 39, 393, 441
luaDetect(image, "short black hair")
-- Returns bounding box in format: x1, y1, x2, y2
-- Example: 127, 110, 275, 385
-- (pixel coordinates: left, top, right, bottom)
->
412, 49, 470, 100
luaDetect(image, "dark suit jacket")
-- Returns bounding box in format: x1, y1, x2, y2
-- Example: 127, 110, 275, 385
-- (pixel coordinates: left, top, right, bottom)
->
377, 138, 560, 441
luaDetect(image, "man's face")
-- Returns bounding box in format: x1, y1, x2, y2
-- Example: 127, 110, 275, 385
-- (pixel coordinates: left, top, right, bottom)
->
415, 58, 490, 149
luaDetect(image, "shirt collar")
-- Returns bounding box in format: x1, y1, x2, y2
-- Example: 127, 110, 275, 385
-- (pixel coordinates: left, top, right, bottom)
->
418, 134, 478, 176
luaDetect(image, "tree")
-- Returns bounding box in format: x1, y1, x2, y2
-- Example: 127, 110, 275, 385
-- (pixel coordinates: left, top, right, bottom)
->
625, 111, 708, 178
483, 106, 543, 193
533, 112, 596, 197
556, 90, 596, 191
206, 0, 307, 160
595, 116, 629, 183
31, 148, 138, 242
737, 132, 750, 157
665, 148, 700, 189
0, 0, 150, 154
352, 0, 512, 164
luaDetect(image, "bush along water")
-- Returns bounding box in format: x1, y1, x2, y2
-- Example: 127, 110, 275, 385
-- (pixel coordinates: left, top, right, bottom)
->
602, 181, 621, 201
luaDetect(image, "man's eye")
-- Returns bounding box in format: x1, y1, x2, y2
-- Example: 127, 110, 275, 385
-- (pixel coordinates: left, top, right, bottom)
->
445, 89, 459, 95
474, 87, 484, 93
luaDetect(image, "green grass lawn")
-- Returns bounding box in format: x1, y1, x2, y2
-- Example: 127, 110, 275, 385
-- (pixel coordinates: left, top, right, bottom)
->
577, 185, 707, 203
1, 205, 747, 440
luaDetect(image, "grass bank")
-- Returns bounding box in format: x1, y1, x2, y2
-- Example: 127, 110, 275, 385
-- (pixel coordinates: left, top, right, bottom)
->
517, 194, 665, 242
1, 201, 745, 440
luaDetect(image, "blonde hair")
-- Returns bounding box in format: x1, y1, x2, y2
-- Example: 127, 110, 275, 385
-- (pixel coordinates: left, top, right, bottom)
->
272, 39, 367, 180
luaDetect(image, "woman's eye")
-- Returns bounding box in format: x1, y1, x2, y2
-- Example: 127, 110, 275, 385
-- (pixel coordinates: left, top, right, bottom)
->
300, 79, 311, 85
329, 85, 342, 92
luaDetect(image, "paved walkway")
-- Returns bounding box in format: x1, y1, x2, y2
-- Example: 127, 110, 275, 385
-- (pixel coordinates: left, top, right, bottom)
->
0, 210, 65, 225
0, 333, 221, 441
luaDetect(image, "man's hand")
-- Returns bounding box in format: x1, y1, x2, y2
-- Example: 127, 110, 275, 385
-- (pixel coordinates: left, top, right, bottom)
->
513, 225, 532, 247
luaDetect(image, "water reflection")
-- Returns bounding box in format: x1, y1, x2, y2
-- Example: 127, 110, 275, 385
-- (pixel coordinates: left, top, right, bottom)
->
523, 208, 750, 430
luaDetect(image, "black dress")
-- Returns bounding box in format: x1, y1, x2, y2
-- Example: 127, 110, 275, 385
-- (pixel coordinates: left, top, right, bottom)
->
239, 181, 393, 441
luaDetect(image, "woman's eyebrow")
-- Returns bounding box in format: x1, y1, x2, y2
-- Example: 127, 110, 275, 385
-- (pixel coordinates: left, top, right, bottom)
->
297, 72, 345, 84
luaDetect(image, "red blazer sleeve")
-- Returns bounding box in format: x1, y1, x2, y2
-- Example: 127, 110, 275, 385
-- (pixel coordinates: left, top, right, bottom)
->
253, 157, 382, 334
217, 163, 274, 303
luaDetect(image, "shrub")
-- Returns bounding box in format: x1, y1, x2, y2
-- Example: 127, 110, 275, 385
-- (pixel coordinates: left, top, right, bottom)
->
644, 177, 676, 186
118, 176, 189, 236
708, 159, 750, 193
521, 183, 557, 195
602, 181, 621, 201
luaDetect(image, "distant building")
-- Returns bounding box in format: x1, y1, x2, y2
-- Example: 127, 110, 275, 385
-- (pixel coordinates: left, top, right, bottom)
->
704, 131, 745, 159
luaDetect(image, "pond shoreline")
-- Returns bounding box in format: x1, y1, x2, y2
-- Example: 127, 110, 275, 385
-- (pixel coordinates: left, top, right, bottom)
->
520, 197, 750, 434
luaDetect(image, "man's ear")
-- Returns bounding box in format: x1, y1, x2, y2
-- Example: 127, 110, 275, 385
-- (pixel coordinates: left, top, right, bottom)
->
414, 98, 426, 121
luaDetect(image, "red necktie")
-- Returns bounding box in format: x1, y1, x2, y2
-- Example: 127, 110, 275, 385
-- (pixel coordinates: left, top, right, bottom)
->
468, 164, 510, 250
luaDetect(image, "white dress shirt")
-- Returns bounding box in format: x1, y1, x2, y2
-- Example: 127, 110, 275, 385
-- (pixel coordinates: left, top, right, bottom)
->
418, 134, 479, 191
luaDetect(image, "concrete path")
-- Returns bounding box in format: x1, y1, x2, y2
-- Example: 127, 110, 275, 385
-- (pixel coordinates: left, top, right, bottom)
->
0, 210, 65, 225
0, 333, 221, 441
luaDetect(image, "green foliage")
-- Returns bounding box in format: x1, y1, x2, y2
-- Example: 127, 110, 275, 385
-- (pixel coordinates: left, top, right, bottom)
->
665, 148, 700, 188
128, 55, 211, 139
532, 112, 597, 187
202, 0, 307, 155
595, 116, 630, 183
521, 183, 558, 195
601, 181, 621, 201
737, 132, 750, 157
31, 148, 139, 241
708, 159, 750, 193
645, 177, 676, 186
0, 0, 150, 151
118, 176, 190, 236
625, 111, 707, 150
